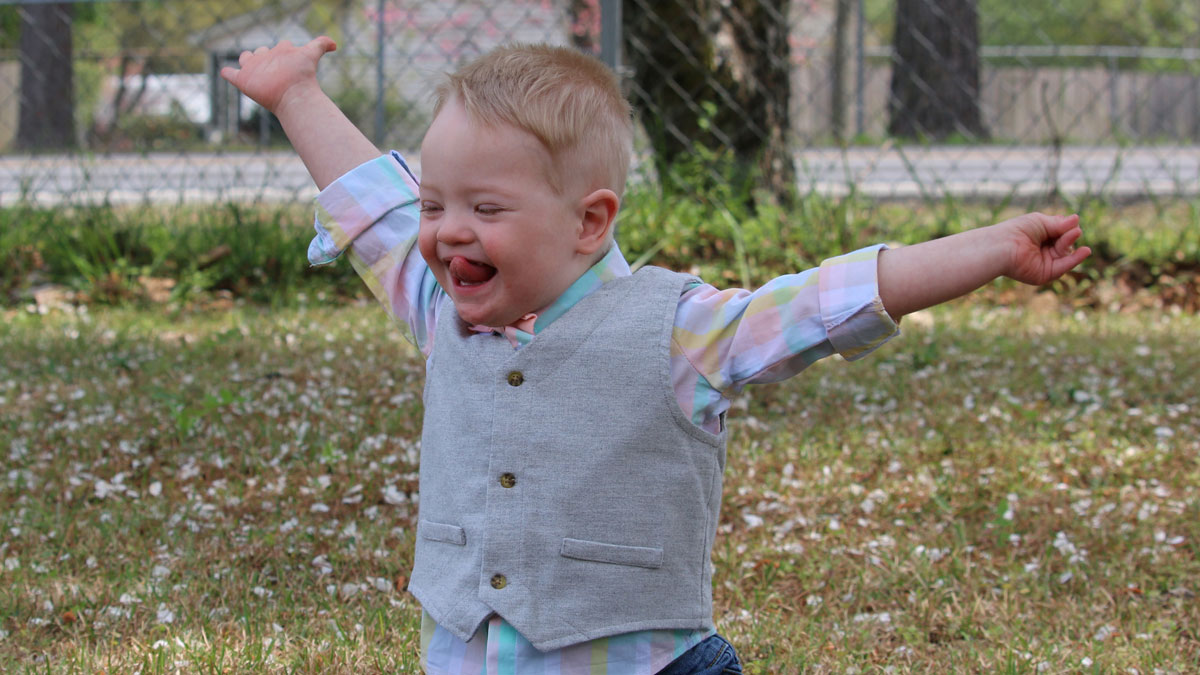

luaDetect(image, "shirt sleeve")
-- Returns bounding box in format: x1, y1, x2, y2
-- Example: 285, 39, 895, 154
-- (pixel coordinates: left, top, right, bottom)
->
671, 244, 899, 403
308, 151, 443, 356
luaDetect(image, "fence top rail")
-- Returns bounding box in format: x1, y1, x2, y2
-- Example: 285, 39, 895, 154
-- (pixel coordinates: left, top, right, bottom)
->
0, 0, 138, 4
864, 45, 1200, 62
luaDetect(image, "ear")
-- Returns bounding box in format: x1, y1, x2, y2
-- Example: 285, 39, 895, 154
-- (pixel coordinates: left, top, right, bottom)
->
575, 188, 620, 256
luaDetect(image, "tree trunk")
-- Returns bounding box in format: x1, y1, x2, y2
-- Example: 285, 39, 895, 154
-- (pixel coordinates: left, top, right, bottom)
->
17, 3, 75, 151
622, 0, 794, 201
622, 0, 719, 167
719, 0, 795, 202
887, 0, 986, 141
831, 0, 851, 141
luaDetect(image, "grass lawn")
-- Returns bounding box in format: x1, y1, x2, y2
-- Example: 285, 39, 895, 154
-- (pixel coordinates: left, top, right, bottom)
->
1, 299, 1197, 673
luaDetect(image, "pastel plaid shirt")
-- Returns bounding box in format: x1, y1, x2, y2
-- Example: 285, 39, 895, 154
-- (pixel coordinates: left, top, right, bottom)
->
310, 152, 898, 674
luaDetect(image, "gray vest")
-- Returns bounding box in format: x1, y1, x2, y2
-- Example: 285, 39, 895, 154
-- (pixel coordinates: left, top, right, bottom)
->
408, 266, 728, 652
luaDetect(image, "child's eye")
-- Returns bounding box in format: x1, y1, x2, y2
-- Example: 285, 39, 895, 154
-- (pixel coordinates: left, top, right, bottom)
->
475, 204, 504, 216
419, 202, 443, 214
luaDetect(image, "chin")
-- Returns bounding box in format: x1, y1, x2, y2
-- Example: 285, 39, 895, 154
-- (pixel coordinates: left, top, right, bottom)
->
453, 305, 499, 328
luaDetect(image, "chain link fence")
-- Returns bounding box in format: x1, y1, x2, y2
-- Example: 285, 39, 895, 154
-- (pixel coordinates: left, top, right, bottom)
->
0, 0, 1197, 204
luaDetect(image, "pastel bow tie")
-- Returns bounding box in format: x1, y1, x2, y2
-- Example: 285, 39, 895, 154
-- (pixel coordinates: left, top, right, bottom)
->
469, 312, 538, 348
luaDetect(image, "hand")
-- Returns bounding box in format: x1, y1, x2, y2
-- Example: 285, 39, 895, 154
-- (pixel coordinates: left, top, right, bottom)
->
219, 37, 337, 115
1001, 213, 1092, 286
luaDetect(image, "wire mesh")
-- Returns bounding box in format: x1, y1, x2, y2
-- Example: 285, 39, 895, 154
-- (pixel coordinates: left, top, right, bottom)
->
0, 0, 1196, 204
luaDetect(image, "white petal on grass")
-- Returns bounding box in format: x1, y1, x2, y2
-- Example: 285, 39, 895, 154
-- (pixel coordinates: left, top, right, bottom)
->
148, 481, 162, 497
106, 606, 131, 619
1093, 625, 1117, 642
852, 612, 892, 625
156, 604, 175, 624
310, 503, 330, 513
382, 485, 408, 505
742, 513, 764, 529
94, 479, 120, 500
312, 555, 333, 575
151, 565, 171, 579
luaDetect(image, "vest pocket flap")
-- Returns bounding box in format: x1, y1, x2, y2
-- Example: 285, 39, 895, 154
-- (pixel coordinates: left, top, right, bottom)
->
419, 520, 466, 546
560, 538, 663, 569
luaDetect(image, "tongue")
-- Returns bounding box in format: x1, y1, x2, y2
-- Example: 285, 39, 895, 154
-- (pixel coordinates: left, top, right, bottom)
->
449, 256, 496, 284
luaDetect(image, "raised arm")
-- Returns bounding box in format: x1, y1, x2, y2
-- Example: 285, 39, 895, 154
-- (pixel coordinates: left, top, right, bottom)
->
877, 212, 1091, 320
220, 37, 380, 190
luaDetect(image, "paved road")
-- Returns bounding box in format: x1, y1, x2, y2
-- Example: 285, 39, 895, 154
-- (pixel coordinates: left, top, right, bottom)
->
0, 146, 1196, 205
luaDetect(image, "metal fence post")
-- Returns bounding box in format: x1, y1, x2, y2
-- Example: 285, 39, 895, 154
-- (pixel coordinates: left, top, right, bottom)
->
1109, 54, 1119, 138
600, 0, 621, 72
855, 0, 865, 137
375, 0, 386, 146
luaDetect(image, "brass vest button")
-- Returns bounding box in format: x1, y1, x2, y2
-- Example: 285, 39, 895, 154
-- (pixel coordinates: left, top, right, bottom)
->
490, 574, 507, 589
506, 371, 524, 387
499, 473, 517, 488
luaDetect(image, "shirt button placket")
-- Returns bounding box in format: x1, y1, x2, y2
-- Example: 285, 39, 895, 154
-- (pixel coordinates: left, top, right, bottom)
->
491, 370, 522, 597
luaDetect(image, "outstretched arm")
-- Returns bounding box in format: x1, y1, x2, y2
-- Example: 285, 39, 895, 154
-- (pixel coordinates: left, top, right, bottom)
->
220, 37, 380, 190
877, 213, 1091, 320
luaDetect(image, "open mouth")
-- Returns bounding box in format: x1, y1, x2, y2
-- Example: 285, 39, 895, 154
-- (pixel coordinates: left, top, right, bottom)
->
448, 256, 497, 287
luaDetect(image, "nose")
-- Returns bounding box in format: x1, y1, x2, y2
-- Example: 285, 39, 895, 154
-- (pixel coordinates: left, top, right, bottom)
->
434, 212, 474, 245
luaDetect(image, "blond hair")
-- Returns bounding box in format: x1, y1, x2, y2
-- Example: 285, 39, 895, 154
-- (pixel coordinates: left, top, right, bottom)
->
433, 44, 634, 197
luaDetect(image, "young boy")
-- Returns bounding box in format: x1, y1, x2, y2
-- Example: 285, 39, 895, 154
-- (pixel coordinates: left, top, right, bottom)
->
222, 38, 1090, 674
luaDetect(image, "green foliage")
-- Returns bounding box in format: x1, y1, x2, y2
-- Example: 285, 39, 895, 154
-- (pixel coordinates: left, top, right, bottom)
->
0, 7, 18, 49
64, 0, 354, 76
0, 203, 364, 308
979, 0, 1200, 49
3, 187, 1198, 311
617, 155, 1200, 313
865, 0, 1200, 52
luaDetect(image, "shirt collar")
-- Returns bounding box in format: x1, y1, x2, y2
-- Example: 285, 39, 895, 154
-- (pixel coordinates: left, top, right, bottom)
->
471, 243, 631, 348
531, 243, 630, 333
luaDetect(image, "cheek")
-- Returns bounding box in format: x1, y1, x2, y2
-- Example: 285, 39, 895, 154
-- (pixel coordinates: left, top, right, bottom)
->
417, 224, 438, 263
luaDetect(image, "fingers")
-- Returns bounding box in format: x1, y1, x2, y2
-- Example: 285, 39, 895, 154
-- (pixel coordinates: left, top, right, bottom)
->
218, 65, 239, 84
1053, 226, 1082, 257
306, 35, 337, 55
1049, 245, 1092, 278
1041, 213, 1080, 238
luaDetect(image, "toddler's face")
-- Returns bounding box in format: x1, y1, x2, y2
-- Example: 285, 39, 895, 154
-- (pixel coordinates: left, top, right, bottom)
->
417, 100, 590, 328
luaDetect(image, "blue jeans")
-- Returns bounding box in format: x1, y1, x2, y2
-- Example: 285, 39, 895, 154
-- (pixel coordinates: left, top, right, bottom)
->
657, 633, 743, 674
